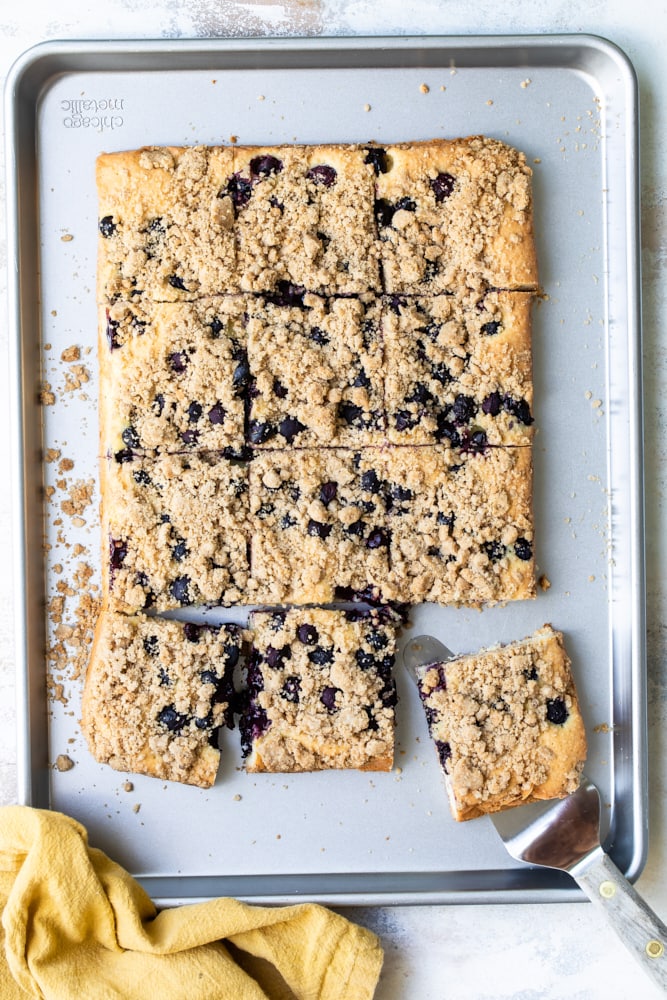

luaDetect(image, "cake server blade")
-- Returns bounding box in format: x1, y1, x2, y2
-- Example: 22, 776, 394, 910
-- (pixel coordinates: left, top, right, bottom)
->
403, 634, 667, 991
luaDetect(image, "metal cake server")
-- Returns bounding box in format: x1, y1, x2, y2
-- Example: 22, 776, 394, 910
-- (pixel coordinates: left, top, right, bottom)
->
404, 634, 667, 991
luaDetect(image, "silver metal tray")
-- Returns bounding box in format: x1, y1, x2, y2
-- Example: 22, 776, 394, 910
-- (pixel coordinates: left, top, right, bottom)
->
6, 34, 644, 905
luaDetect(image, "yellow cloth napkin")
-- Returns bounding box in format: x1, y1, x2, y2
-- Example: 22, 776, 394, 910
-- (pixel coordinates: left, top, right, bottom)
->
0, 806, 383, 1000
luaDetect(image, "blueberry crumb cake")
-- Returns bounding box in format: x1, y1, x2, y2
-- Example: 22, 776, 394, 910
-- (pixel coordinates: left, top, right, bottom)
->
241, 607, 399, 772
81, 611, 241, 787
84, 134, 543, 787
415, 626, 587, 821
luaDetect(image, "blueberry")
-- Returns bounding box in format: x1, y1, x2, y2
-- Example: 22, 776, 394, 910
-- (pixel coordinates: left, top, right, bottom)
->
172, 539, 188, 562
239, 705, 270, 757
109, 538, 127, 570
273, 379, 288, 399
461, 429, 488, 453
208, 402, 226, 425
437, 510, 455, 528
514, 537, 533, 561
99, 215, 117, 237
364, 147, 389, 175
147, 217, 165, 234
320, 686, 340, 712
168, 275, 187, 291
250, 154, 283, 178
361, 469, 382, 494
345, 519, 366, 537
114, 448, 133, 464
395, 410, 417, 432
122, 425, 140, 449
355, 649, 377, 670
153, 393, 165, 416
170, 575, 192, 605
451, 394, 477, 424
266, 645, 291, 669
187, 401, 202, 423
265, 281, 305, 308
395, 196, 417, 212
158, 666, 170, 686
280, 676, 301, 703
407, 382, 433, 405
481, 320, 501, 336
280, 513, 296, 529
546, 697, 568, 725
168, 351, 188, 373
374, 199, 396, 227
430, 363, 452, 386
338, 401, 364, 426
278, 416, 305, 443
483, 541, 506, 563
225, 643, 240, 668
307, 164, 337, 187
143, 635, 159, 656
269, 196, 284, 212
391, 484, 413, 503
248, 420, 276, 445
180, 428, 199, 445
106, 314, 121, 351
482, 391, 502, 416
387, 295, 407, 314
435, 417, 460, 447
232, 352, 250, 394
157, 705, 189, 733
269, 611, 287, 631
184, 623, 201, 643
504, 396, 534, 426
160, 514, 171, 523
367, 528, 389, 549
319, 481, 338, 505
223, 444, 254, 461
436, 740, 452, 772
224, 173, 253, 209
310, 327, 329, 345
297, 624, 319, 644
352, 368, 371, 389
523, 666, 539, 681
366, 630, 388, 651
430, 172, 456, 202
308, 646, 334, 666
307, 519, 332, 540
209, 317, 224, 338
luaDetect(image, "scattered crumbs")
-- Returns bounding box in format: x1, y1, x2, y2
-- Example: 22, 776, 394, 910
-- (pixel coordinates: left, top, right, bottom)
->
50, 311, 57, 317
133, 803, 141, 814
40, 383, 56, 406
440, 85, 446, 92
276, 834, 281, 840
395, 767, 403, 775
44, 448, 61, 464
61, 479, 95, 517
55, 754, 74, 771
585, 390, 593, 399
486, 99, 493, 106
564, 516, 571, 523
363, 103, 371, 112
520, 78, 531, 89
577, 209, 584, 217
538, 574, 551, 592
211, 79, 217, 84
533, 157, 542, 164
233, 793, 242, 801
257, 94, 265, 101
53, 563, 63, 574
59, 458, 75, 473
63, 364, 91, 394
229, 135, 238, 144
588, 575, 596, 582
594, 723, 611, 734
61, 345, 81, 363
419, 83, 430, 94
60, 233, 74, 242
123, 781, 134, 792
592, 399, 602, 409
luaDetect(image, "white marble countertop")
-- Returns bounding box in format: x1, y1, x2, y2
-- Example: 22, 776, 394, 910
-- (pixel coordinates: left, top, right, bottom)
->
1, 2, 666, 997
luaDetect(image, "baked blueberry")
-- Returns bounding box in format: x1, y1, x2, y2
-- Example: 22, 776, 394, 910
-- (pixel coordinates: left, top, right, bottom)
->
170, 575, 192, 605
307, 164, 337, 187
546, 697, 568, 725
514, 537, 533, 561
99, 215, 117, 238
157, 705, 189, 733
430, 172, 456, 202
250, 154, 283, 178
297, 624, 319, 644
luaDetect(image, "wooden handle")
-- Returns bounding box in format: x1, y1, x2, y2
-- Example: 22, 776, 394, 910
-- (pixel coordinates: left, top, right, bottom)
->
572, 849, 667, 991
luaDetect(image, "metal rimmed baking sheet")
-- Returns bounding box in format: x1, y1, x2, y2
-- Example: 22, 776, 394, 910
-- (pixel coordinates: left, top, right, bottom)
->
5, 34, 644, 905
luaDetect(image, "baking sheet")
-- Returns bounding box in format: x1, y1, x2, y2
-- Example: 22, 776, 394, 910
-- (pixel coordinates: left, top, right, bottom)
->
6, 35, 644, 904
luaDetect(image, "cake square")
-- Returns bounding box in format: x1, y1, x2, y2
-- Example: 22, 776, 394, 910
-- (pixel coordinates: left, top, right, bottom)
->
101, 451, 250, 613
375, 136, 538, 294
415, 626, 587, 821
382, 445, 535, 606
97, 145, 237, 303
81, 610, 242, 787
247, 448, 391, 605
383, 291, 534, 446
231, 144, 380, 294
246, 293, 384, 448
241, 607, 399, 772
99, 296, 248, 458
